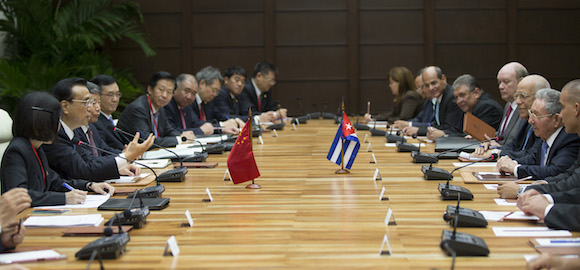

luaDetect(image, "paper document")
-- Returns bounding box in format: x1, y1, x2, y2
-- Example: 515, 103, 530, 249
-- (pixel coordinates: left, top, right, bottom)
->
385, 143, 426, 147
0, 249, 66, 264
524, 254, 578, 262
535, 238, 580, 247
142, 146, 202, 159
453, 162, 497, 167
492, 227, 572, 237
105, 173, 151, 184
494, 198, 517, 206
33, 194, 110, 209
479, 211, 512, 221
135, 159, 171, 169
502, 211, 540, 221
24, 214, 104, 227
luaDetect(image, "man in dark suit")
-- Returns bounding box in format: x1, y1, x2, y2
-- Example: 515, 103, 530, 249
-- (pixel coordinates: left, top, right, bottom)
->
239, 61, 287, 123
41, 78, 142, 181
212, 66, 250, 122
496, 88, 580, 180
117, 71, 196, 147
164, 73, 211, 135
474, 74, 551, 159
495, 62, 528, 145
426, 74, 503, 139
401, 66, 463, 136
90, 74, 127, 150
508, 80, 580, 196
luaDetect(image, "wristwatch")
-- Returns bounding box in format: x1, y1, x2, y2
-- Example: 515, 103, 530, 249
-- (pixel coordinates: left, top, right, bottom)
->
516, 186, 525, 197
87, 182, 94, 191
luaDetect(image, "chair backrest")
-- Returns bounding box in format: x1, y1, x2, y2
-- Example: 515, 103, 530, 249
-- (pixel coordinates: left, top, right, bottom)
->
0, 108, 13, 165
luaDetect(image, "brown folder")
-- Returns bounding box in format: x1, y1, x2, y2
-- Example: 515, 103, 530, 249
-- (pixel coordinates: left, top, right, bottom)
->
463, 112, 496, 141
528, 239, 580, 255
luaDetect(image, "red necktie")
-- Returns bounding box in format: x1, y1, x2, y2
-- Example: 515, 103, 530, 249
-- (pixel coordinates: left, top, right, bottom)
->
500, 105, 512, 135
179, 108, 187, 129
87, 129, 98, 157
199, 103, 206, 121
257, 96, 262, 111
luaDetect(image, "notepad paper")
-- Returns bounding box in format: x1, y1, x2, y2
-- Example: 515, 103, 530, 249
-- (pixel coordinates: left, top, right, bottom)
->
0, 249, 66, 264
33, 194, 110, 209
23, 214, 104, 227
453, 162, 497, 167
384, 143, 426, 147
494, 198, 517, 206
492, 227, 572, 237
534, 238, 580, 247
479, 211, 512, 221
134, 159, 171, 169
105, 173, 151, 184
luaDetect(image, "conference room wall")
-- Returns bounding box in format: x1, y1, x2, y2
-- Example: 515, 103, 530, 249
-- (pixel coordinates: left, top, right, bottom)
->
108, 0, 580, 116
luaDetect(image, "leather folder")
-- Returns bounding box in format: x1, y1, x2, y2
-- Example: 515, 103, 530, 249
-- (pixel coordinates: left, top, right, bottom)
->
463, 112, 496, 141
98, 198, 170, 211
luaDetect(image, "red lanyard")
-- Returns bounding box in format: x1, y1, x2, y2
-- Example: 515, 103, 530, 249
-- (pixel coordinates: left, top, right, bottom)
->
30, 141, 47, 190
147, 96, 159, 136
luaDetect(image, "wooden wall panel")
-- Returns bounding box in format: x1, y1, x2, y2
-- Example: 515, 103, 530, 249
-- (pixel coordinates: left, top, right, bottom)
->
192, 0, 264, 11
110, 49, 183, 85
435, 10, 506, 43
359, 45, 424, 79
276, 0, 346, 11
276, 12, 347, 45
359, 80, 393, 115
191, 48, 263, 75
359, 0, 423, 9
359, 11, 424, 44
275, 47, 347, 80
517, 10, 580, 43
192, 13, 264, 47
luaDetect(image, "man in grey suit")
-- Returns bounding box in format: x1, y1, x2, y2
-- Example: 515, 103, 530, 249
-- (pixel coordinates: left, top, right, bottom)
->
495, 62, 528, 144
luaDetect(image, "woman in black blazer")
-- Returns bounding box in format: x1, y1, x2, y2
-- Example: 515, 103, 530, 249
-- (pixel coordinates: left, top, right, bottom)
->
1, 92, 114, 207
365, 66, 425, 123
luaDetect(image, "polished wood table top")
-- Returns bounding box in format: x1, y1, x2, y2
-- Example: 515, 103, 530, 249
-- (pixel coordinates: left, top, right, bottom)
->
15, 119, 570, 269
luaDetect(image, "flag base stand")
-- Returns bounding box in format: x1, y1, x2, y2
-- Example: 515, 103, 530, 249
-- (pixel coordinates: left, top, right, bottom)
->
335, 169, 350, 174
245, 183, 261, 189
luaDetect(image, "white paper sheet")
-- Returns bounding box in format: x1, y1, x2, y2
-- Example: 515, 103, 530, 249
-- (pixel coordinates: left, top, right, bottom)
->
492, 227, 572, 237
105, 173, 151, 184
33, 194, 110, 209
479, 211, 512, 221
142, 146, 202, 159
453, 162, 497, 167
535, 238, 580, 247
0, 250, 65, 264
134, 159, 171, 168
24, 214, 104, 227
385, 143, 426, 147
494, 198, 517, 206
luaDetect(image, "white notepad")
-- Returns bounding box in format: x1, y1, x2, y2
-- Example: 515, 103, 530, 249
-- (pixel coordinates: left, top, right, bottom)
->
0, 249, 66, 264
492, 227, 572, 237
134, 159, 171, 169
23, 214, 104, 227
33, 194, 110, 209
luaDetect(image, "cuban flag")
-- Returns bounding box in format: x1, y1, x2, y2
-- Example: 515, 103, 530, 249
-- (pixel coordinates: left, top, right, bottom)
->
327, 112, 360, 169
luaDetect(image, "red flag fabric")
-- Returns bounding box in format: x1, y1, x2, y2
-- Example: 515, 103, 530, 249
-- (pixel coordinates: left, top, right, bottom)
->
227, 119, 260, 184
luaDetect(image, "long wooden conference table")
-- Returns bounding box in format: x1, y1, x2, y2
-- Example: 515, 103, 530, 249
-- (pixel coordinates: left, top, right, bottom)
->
14, 119, 574, 269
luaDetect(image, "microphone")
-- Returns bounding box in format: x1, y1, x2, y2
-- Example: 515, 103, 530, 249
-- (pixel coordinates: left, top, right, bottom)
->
115, 127, 187, 182
369, 118, 385, 136
385, 124, 405, 143
181, 136, 223, 156
309, 103, 321, 119
320, 101, 336, 119
443, 190, 487, 227
107, 190, 149, 229
440, 195, 490, 257
396, 134, 421, 152
73, 139, 165, 198
411, 135, 435, 163
75, 212, 130, 260
293, 96, 309, 124
436, 154, 498, 200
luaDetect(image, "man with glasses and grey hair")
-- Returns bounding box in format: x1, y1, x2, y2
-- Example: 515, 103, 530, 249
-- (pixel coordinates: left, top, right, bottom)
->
42, 78, 144, 182
496, 88, 580, 183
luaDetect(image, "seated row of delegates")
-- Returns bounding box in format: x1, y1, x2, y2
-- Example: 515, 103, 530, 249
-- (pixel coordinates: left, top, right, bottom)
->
1, 92, 114, 206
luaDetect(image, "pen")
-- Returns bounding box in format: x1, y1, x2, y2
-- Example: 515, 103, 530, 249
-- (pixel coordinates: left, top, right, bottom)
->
15, 217, 22, 235
550, 240, 580, 243
62, 182, 74, 191
514, 176, 533, 183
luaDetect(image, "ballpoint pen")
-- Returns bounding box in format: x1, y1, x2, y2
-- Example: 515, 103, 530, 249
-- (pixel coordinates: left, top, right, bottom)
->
62, 182, 74, 191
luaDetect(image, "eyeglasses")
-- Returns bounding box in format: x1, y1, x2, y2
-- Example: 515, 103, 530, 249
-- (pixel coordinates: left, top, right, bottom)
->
453, 92, 471, 103
513, 92, 533, 100
528, 109, 555, 120
71, 98, 95, 107
101, 92, 122, 98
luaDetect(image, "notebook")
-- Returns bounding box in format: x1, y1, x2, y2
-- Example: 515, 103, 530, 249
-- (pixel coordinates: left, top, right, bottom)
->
463, 112, 496, 141
97, 198, 170, 211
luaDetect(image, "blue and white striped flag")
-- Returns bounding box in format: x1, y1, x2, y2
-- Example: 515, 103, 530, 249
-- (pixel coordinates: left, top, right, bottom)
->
327, 112, 360, 169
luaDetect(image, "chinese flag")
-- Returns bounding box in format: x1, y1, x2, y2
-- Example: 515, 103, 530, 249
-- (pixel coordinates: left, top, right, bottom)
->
227, 119, 260, 184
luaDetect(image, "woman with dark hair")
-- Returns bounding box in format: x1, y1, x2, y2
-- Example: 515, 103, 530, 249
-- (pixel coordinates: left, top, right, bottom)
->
365, 66, 425, 123
1, 91, 115, 207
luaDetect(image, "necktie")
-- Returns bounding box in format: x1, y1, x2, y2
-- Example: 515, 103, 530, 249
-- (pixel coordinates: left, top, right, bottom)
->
109, 117, 115, 126
179, 108, 187, 129
540, 141, 549, 167
257, 95, 262, 111
199, 103, 206, 121
434, 100, 440, 125
521, 126, 534, 150
500, 105, 512, 135
153, 112, 159, 136
87, 129, 99, 157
